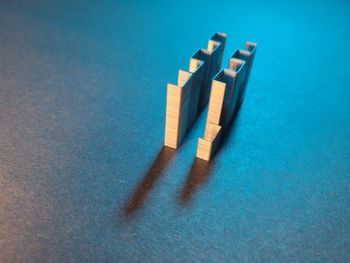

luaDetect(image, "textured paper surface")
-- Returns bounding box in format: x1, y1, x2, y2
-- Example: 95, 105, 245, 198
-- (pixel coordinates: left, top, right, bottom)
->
0, 0, 350, 262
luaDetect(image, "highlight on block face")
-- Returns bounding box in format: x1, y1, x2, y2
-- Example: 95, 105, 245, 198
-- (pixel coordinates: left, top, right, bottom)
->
204, 69, 239, 134
164, 33, 227, 149
196, 123, 222, 161
164, 70, 192, 149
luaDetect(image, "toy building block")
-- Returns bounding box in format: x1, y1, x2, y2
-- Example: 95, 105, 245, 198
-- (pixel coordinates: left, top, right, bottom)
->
196, 69, 244, 161
196, 123, 222, 161
164, 33, 227, 149
164, 70, 193, 149
196, 41, 257, 161
193, 33, 227, 112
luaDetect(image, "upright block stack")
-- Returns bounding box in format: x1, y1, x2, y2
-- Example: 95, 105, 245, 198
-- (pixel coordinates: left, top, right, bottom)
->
196, 42, 257, 161
164, 33, 227, 149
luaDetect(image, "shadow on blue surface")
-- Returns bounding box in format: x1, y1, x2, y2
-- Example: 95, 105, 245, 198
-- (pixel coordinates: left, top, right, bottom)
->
178, 100, 244, 204
122, 91, 245, 214
123, 146, 176, 217
178, 157, 214, 205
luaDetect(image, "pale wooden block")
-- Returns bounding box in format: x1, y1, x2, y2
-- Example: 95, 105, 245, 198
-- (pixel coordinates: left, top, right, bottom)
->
178, 70, 192, 87
196, 123, 222, 161
196, 41, 258, 161
205, 122, 222, 141
164, 33, 229, 151
204, 79, 226, 132
196, 138, 212, 161
164, 84, 182, 148
164, 60, 204, 149
207, 40, 220, 52
205, 123, 222, 157
194, 32, 227, 111
204, 69, 237, 135
189, 58, 203, 73
164, 70, 192, 149
197, 69, 237, 161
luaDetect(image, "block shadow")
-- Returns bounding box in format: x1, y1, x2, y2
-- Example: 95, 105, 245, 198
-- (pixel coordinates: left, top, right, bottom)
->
178, 100, 244, 205
122, 146, 175, 217
178, 157, 214, 205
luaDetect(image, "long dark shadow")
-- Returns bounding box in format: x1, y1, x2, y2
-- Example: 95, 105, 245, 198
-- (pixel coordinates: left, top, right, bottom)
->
123, 146, 175, 217
178, 157, 214, 205
178, 100, 244, 205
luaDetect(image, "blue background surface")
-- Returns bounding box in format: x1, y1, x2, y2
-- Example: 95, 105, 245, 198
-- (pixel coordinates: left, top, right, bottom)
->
0, 0, 349, 262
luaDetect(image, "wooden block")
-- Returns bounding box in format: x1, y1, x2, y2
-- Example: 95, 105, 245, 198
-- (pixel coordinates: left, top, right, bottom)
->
164, 70, 192, 148
204, 69, 239, 134
193, 32, 227, 112
196, 66, 246, 161
164, 33, 227, 149
196, 41, 257, 161
204, 77, 226, 133
205, 122, 222, 141
196, 123, 222, 161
